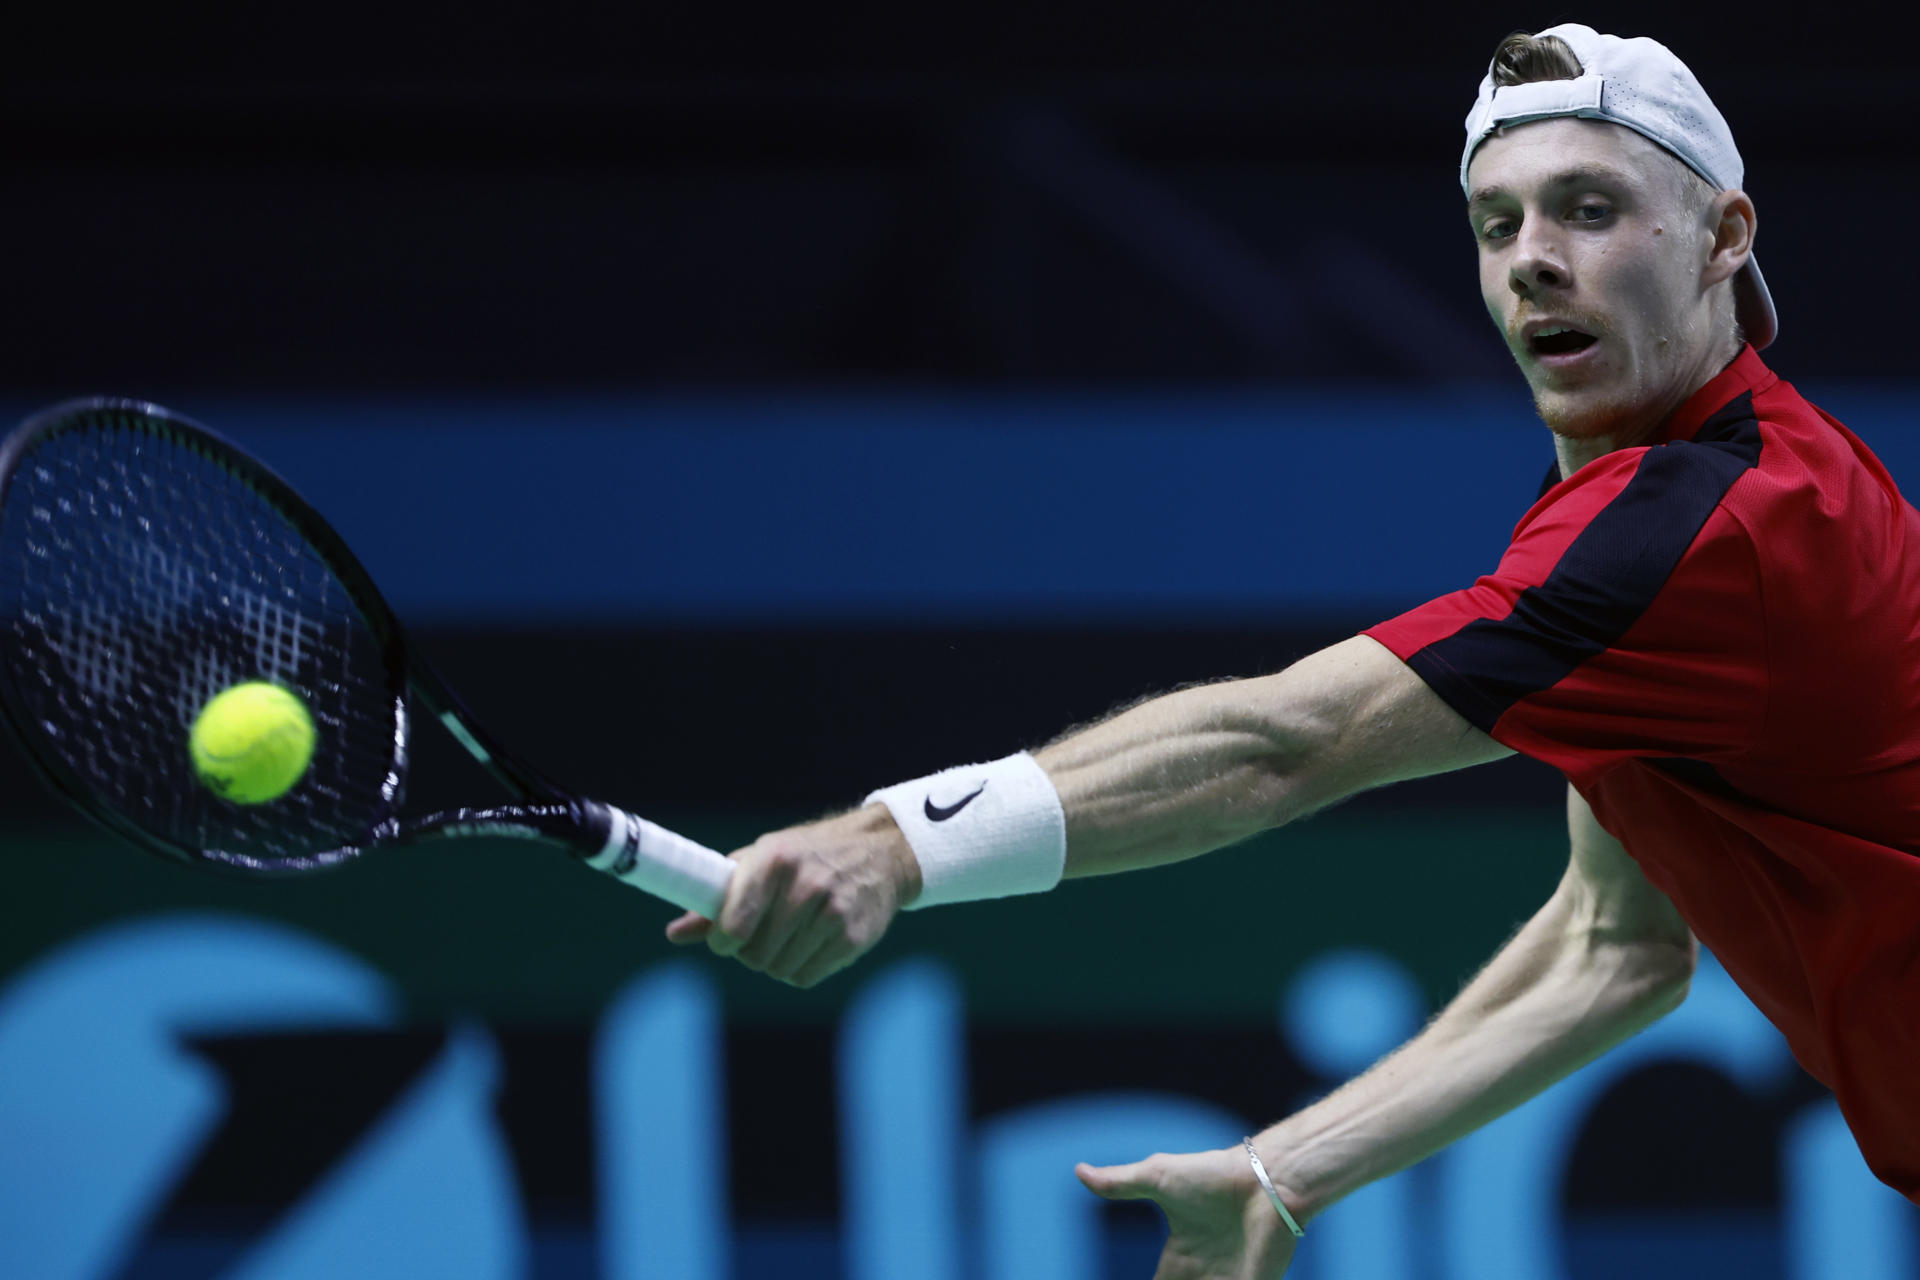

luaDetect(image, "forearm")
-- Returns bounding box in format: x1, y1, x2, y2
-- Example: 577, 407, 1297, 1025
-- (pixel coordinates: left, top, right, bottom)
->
1034, 637, 1507, 878
1259, 888, 1693, 1220
1035, 678, 1319, 877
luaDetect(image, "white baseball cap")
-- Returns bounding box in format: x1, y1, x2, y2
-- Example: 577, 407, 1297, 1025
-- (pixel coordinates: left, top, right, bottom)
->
1460, 23, 1776, 350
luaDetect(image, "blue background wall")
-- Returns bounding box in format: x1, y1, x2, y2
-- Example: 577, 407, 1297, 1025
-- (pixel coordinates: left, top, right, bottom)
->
2, 384, 1910, 627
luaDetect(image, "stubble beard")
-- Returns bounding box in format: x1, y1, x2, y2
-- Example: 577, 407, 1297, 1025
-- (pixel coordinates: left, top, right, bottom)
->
1530, 380, 1644, 441
1510, 337, 1639, 441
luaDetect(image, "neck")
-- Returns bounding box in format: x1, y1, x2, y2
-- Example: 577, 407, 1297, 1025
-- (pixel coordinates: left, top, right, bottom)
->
1553, 432, 1617, 479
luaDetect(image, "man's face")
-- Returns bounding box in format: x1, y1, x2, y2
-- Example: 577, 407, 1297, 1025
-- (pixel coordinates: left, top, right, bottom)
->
1467, 117, 1720, 441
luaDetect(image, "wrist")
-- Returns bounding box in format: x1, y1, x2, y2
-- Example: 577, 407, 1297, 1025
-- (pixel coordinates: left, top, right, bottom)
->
865, 751, 1067, 909
1243, 1136, 1309, 1237
1250, 1131, 1326, 1224
1261, 1118, 1372, 1223
856, 801, 924, 906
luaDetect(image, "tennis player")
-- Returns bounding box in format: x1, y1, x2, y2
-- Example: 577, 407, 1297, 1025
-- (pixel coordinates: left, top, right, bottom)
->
669, 23, 1920, 1276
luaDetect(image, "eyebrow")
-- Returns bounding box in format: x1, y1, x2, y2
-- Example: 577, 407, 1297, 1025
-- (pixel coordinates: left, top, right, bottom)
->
1466, 164, 1637, 211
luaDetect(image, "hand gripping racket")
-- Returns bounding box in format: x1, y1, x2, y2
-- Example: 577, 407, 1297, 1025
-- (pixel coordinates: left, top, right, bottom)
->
0, 398, 735, 917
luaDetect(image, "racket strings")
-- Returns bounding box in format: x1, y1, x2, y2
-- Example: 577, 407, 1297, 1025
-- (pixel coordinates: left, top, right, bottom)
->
0, 415, 405, 865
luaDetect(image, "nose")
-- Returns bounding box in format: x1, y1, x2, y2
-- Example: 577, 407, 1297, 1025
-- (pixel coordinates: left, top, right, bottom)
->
1508, 220, 1568, 298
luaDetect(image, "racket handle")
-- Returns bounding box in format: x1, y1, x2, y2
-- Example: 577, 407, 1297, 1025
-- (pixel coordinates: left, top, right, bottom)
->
584, 803, 734, 918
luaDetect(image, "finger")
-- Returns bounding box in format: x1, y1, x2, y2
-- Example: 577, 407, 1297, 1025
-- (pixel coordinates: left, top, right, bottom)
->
664, 913, 713, 945
739, 895, 823, 971
783, 936, 852, 997
1075, 1160, 1158, 1201
760, 911, 827, 981
709, 854, 792, 958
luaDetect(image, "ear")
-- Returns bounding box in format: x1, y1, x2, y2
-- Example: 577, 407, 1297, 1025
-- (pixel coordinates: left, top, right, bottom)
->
1701, 189, 1757, 290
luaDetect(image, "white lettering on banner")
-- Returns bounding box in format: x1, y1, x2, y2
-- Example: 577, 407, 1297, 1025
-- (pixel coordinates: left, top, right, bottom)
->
1281, 952, 1427, 1280
1786, 1103, 1919, 1280
1438, 951, 1801, 1280
595, 964, 729, 1280
836, 961, 966, 1280
0, 914, 521, 1280
3, 917, 1917, 1279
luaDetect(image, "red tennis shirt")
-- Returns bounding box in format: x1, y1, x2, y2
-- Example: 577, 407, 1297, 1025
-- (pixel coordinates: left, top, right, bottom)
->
1365, 345, 1920, 1200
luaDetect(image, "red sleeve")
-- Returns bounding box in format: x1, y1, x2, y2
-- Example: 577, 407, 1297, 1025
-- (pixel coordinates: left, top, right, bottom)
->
1364, 441, 1768, 787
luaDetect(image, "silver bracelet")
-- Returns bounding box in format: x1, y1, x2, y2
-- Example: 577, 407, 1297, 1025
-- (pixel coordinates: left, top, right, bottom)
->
1243, 1137, 1306, 1238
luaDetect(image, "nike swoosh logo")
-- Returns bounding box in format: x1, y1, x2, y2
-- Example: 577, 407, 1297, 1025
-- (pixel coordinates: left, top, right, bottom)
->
924, 782, 987, 822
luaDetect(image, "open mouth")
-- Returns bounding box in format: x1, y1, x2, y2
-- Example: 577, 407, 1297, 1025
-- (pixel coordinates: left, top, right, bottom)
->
1529, 327, 1599, 357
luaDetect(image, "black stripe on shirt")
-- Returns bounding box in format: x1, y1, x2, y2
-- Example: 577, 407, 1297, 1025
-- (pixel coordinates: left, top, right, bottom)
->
1407, 393, 1763, 733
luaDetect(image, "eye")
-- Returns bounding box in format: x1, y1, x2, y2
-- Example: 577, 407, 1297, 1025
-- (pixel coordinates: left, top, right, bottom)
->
1479, 218, 1517, 242
1569, 203, 1611, 223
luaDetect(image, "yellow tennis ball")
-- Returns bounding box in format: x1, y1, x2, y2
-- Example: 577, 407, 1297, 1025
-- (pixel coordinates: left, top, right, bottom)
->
189, 682, 317, 804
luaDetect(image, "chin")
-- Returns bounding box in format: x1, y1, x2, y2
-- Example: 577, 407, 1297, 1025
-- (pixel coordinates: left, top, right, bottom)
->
1528, 376, 1648, 441
1534, 395, 1623, 439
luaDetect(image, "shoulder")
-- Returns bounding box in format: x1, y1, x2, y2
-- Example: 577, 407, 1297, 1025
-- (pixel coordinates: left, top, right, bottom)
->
1536, 419, 1762, 519
1505, 437, 1761, 596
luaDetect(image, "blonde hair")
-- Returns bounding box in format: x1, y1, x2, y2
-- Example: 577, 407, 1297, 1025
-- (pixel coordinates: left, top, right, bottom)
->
1489, 30, 1583, 87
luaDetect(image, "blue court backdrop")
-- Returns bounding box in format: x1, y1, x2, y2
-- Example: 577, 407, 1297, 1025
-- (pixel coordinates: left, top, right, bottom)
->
7, 385, 1920, 1279
4, 382, 1902, 627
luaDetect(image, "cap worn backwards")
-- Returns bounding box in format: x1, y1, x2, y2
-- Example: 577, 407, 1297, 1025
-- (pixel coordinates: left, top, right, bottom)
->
1460, 22, 1776, 350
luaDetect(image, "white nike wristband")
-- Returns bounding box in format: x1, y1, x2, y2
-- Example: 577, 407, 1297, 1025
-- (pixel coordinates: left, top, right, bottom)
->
865, 751, 1068, 910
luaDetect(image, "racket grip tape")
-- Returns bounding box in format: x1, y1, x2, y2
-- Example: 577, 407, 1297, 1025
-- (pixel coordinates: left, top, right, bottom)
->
584, 803, 734, 918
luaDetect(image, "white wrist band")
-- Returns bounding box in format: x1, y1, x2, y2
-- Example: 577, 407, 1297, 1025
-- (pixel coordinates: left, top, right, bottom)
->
865, 751, 1067, 910
1244, 1138, 1306, 1238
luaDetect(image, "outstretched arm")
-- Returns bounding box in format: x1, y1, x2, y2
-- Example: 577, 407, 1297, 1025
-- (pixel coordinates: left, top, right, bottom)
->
1078, 784, 1696, 1279
667, 635, 1511, 984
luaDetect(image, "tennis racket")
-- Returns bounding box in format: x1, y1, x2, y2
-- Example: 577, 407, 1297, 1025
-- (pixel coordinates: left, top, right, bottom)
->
0, 397, 735, 917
